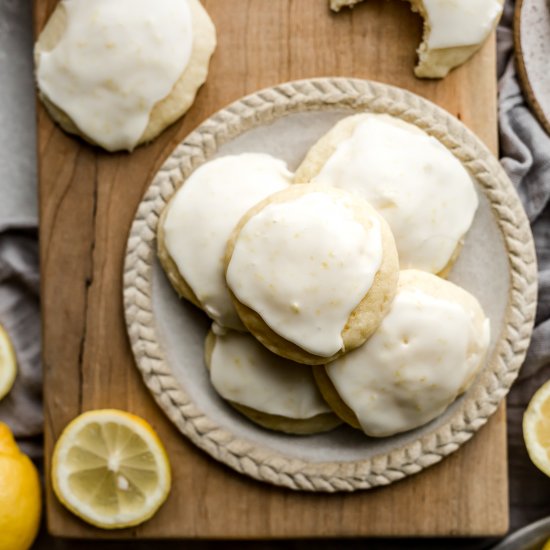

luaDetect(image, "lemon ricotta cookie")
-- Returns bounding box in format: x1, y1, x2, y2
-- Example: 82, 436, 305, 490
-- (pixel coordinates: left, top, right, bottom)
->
295, 114, 478, 276
204, 327, 341, 435
225, 185, 399, 365
35, 0, 216, 151
158, 154, 292, 331
314, 269, 490, 437
330, 0, 503, 78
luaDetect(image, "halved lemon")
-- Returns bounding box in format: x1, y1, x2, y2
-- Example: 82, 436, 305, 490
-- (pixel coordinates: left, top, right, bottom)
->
52, 409, 171, 529
0, 324, 17, 402
523, 380, 550, 477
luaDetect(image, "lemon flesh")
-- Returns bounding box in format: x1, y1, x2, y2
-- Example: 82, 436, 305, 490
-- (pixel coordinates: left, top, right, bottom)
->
524, 380, 550, 477
52, 409, 171, 529
0, 325, 17, 401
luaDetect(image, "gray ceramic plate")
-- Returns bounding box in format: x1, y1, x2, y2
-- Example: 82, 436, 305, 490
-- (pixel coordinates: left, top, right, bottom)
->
123, 78, 537, 491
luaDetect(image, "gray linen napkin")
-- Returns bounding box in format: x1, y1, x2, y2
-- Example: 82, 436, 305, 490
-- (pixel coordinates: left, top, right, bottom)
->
0, 0, 37, 229
0, 0, 42, 460
498, 0, 550, 531
1, 0, 549, 537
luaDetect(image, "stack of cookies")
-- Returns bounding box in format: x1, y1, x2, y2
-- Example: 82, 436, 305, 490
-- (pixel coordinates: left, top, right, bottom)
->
158, 113, 490, 438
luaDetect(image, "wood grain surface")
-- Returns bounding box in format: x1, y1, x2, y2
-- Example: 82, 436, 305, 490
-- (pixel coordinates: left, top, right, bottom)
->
36, 0, 508, 538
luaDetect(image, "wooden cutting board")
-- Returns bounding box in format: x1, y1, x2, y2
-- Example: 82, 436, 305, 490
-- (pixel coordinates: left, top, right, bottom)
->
36, 0, 508, 538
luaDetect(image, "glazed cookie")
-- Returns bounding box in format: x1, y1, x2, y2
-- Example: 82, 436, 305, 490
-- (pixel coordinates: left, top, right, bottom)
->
225, 185, 399, 365
204, 328, 341, 435
314, 269, 491, 437
158, 154, 291, 330
35, 0, 216, 151
330, 0, 503, 78
295, 114, 478, 276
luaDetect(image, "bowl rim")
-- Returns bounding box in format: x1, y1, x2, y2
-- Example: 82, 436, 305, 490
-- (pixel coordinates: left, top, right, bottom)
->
492, 515, 550, 549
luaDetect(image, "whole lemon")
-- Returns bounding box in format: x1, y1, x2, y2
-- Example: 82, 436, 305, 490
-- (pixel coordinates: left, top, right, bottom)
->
0, 423, 41, 550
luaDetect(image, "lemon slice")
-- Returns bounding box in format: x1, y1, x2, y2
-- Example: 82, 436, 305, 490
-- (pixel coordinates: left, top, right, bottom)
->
52, 409, 171, 529
0, 324, 17, 401
523, 380, 550, 477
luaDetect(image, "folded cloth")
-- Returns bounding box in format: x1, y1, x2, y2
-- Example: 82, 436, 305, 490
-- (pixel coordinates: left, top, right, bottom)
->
0, 230, 42, 460
0, 0, 37, 230
498, 0, 550, 531
0, 0, 42, 460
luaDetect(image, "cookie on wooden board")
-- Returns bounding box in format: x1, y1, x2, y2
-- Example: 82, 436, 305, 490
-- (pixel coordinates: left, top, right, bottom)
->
35, 0, 216, 151
330, 0, 503, 78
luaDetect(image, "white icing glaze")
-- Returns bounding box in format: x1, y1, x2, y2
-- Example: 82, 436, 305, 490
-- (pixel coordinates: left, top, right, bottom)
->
226, 190, 383, 357
313, 115, 478, 273
209, 329, 331, 419
326, 287, 490, 437
163, 154, 291, 330
423, 0, 503, 49
36, 0, 193, 151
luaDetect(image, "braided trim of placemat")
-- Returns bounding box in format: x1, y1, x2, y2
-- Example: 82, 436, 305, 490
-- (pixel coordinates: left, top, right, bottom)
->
123, 77, 537, 492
